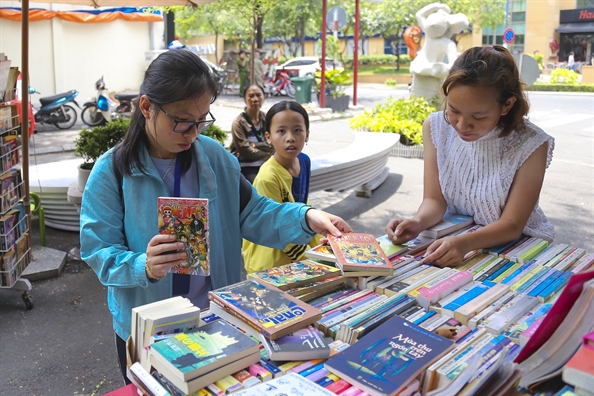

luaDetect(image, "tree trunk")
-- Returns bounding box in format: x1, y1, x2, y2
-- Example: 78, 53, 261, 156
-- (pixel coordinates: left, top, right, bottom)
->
215, 31, 219, 64
256, 16, 263, 49
300, 15, 305, 56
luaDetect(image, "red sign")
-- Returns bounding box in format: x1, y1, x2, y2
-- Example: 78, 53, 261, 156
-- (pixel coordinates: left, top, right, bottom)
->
579, 9, 594, 20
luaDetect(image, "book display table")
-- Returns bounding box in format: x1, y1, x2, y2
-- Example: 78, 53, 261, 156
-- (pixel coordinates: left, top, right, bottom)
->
125, 229, 594, 396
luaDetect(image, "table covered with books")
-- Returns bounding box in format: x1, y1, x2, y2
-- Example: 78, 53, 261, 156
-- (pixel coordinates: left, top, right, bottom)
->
122, 218, 594, 396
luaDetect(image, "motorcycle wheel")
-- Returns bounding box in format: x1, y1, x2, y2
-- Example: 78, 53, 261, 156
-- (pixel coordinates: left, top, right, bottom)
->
81, 104, 105, 126
286, 82, 296, 99
53, 104, 77, 130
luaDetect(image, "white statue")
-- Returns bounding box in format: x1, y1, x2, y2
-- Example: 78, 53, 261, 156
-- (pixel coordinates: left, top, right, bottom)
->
410, 3, 469, 81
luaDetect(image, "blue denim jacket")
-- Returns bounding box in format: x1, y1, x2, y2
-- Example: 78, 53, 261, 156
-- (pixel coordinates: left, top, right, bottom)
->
80, 136, 315, 340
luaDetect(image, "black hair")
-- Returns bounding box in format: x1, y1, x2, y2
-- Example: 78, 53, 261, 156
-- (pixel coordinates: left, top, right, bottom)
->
243, 84, 265, 99
442, 45, 529, 137
113, 50, 218, 177
239, 49, 246, 55
265, 101, 310, 132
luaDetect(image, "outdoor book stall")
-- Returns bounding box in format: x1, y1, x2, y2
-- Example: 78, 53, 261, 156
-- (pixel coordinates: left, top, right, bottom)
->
117, 217, 594, 396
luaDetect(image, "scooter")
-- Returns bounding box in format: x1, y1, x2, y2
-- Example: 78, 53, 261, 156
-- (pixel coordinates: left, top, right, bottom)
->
29, 88, 80, 130
81, 77, 138, 126
263, 70, 296, 98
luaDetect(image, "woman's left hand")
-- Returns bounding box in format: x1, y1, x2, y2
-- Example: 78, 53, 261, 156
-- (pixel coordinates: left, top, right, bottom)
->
421, 236, 467, 267
306, 209, 352, 237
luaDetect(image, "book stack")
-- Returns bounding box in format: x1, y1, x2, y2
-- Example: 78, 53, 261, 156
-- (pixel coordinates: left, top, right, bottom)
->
562, 331, 594, 396
131, 296, 202, 370
328, 233, 394, 277
247, 259, 346, 302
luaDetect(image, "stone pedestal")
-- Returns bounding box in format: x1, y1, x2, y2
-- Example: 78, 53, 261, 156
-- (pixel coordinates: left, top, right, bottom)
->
410, 74, 443, 99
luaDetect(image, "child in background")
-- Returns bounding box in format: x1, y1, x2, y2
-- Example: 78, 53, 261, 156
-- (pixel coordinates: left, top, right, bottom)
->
243, 101, 322, 273
385, 45, 555, 267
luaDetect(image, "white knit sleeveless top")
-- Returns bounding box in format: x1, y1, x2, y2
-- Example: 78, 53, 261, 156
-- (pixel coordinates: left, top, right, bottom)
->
430, 111, 555, 241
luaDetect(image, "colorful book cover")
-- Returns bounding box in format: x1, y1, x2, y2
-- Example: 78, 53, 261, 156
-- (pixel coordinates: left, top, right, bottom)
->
376, 234, 408, 260
208, 279, 322, 340
328, 233, 392, 274
305, 243, 337, 263
325, 315, 454, 396
157, 197, 209, 276
419, 214, 474, 239
247, 260, 341, 290
285, 276, 346, 297
149, 320, 259, 381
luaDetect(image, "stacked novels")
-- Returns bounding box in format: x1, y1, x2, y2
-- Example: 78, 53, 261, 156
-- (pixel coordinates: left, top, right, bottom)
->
131, 297, 202, 369
328, 233, 394, 276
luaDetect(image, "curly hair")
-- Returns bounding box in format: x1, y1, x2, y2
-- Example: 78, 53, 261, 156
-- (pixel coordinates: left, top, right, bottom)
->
441, 45, 530, 137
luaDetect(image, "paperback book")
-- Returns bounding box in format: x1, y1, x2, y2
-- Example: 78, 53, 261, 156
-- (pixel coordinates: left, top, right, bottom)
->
325, 315, 454, 396
149, 320, 259, 381
157, 197, 209, 276
260, 325, 332, 361
247, 260, 340, 290
208, 279, 322, 340
305, 243, 337, 263
328, 233, 393, 275
419, 214, 474, 239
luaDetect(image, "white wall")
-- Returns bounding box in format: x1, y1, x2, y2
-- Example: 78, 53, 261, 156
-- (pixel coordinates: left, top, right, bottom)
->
0, 2, 160, 104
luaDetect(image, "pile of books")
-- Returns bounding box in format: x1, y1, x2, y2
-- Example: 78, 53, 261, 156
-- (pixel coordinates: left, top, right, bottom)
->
127, 213, 594, 396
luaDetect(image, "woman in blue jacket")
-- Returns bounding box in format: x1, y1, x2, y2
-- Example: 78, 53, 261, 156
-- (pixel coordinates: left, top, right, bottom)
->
79, 50, 351, 384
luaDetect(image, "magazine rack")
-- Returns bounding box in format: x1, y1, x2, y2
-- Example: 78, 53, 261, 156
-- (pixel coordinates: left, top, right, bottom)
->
0, 76, 33, 310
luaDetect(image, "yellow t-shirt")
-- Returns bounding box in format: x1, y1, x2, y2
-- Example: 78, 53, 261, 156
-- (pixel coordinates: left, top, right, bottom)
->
243, 156, 322, 273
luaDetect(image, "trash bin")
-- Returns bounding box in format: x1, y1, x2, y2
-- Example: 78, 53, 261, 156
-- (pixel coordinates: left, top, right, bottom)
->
290, 76, 315, 103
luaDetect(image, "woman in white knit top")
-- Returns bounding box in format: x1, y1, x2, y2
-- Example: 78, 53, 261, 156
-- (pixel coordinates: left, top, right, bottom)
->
386, 46, 554, 267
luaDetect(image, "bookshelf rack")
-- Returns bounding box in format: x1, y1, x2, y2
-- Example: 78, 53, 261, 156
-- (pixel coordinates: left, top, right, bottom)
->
0, 57, 33, 310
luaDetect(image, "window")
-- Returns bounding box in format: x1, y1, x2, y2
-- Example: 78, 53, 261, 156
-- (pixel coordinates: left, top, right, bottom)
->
577, 0, 594, 7
511, 0, 526, 12
511, 12, 525, 22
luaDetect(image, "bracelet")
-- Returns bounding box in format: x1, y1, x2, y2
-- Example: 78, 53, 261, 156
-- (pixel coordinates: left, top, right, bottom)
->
145, 258, 165, 281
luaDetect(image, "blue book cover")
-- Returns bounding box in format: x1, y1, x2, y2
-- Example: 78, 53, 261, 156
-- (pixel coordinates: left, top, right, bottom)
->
324, 315, 454, 396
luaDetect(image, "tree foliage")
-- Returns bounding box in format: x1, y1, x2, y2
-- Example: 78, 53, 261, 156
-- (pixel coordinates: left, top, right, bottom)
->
263, 0, 320, 57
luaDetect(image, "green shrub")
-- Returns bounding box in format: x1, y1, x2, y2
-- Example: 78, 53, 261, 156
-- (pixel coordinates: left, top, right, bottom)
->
75, 118, 129, 169
526, 83, 594, 92
349, 96, 436, 145
342, 54, 411, 67
201, 124, 227, 145
315, 68, 351, 98
549, 68, 579, 84
385, 78, 397, 86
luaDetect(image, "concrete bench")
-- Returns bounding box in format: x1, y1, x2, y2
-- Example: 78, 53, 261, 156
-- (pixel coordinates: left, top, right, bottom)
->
310, 131, 399, 198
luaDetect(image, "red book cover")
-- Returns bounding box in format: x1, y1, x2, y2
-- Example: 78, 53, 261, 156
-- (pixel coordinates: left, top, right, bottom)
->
328, 233, 392, 274
157, 197, 209, 276
514, 269, 594, 363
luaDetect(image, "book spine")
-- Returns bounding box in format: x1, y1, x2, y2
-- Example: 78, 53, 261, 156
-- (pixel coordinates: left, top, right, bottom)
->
483, 295, 538, 335
129, 363, 172, 396
320, 290, 372, 313
500, 261, 536, 285
408, 268, 458, 298
506, 238, 541, 262
320, 292, 378, 320
454, 283, 511, 326
544, 246, 575, 267
476, 259, 511, 282
468, 290, 517, 329
308, 288, 359, 309
329, 295, 389, 339
526, 269, 561, 297
321, 294, 386, 333
417, 270, 474, 310
298, 362, 325, 377
248, 363, 272, 382
316, 374, 339, 388
503, 237, 537, 260
515, 267, 552, 293
518, 240, 549, 263
553, 248, 586, 271
441, 284, 490, 318
492, 262, 521, 283
483, 260, 515, 283
531, 243, 568, 266
413, 310, 437, 325
287, 359, 323, 375
259, 359, 283, 378
537, 271, 571, 302
509, 265, 546, 291
473, 257, 507, 281
571, 253, 594, 273
435, 282, 481, 310
468, 255, 500, 275
436, 333, 495, 376
350, 298, 417, 343
498, 236, 530, 258
519, 320, 543, 347
339, 293, 408, 333
406, 308, 429, 323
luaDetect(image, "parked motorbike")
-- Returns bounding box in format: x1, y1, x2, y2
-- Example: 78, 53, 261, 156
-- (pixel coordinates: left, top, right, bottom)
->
263, 70, 296, 98
29, 88, 80, 130
81, 77, 138, 126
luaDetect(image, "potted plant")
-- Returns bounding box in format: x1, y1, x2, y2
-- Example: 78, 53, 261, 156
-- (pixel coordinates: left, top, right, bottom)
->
315, 68, 351, 112
200, 124, 227, 145
74, 118, 128, 191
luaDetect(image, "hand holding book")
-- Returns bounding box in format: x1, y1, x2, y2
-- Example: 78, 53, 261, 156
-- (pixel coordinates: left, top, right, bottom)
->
385, 218, 423, 244
145, 234, 187, 280
421, 236, 467, 267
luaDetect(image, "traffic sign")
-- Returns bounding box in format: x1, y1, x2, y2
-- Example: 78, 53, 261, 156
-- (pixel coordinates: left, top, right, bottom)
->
503, 28, 516, 44
326, 6, 347, 32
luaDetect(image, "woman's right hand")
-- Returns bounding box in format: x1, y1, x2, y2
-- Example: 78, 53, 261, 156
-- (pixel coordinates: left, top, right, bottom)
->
145, 234, 187, 279
385, 218, 422, 244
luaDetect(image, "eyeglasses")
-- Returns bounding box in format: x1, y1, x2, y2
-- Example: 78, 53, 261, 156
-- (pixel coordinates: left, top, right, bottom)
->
155, 104, 216, 133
